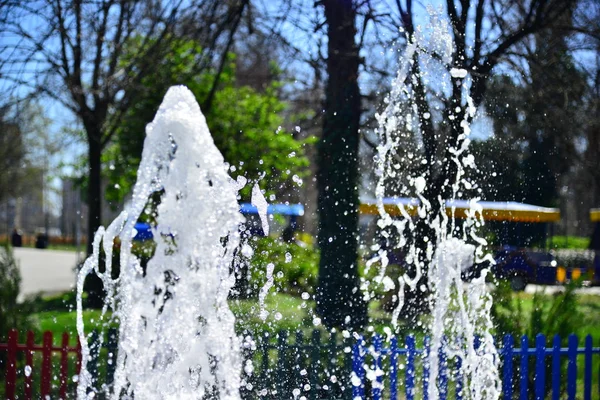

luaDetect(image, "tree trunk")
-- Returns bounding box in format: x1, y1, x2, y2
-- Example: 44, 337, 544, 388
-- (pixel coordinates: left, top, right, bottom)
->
84, 128, 105, 308
87, 136, 103, 254
316, 0, 366, 330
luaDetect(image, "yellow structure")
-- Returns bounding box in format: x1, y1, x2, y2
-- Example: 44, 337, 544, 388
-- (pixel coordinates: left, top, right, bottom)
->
359, 198, 561, 223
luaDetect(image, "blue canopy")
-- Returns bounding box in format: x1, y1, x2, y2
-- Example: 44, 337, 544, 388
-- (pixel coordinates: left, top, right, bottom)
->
132, 203, 304, 241
239, 203, 304, 217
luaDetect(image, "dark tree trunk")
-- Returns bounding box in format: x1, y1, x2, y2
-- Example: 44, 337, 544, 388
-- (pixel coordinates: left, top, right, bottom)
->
84, 127, 105, 308
87, 135, 103, 254
316, 0, 366, 330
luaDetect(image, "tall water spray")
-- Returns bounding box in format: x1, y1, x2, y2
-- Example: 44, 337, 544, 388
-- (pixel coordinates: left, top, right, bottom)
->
76, 86, 244, 400
370, 10, 500, 400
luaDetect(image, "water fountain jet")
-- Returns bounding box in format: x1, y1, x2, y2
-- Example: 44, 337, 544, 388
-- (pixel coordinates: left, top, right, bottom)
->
77, 86, 244, 400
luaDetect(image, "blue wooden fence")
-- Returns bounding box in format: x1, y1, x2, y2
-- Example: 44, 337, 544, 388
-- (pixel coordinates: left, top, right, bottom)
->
352, 334, 599, 400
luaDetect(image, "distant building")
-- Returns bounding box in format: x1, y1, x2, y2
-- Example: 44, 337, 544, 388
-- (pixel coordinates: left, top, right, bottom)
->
0, 168, 51, 237
61, 178, 123, 240
60, 179, 87, 239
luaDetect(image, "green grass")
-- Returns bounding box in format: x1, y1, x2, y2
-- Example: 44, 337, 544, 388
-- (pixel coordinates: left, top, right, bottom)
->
27, 293, 316, 339
550, 235, 590, 250
46, 243, 81, 252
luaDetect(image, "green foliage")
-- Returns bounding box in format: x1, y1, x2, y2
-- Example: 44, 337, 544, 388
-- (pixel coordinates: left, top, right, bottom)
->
104, 38, 311, 204
491, 280, 583, 340
247, 237, 319, 298
0, 245, 30, 340
527, 283, 583, 340
490, 280, 527, 337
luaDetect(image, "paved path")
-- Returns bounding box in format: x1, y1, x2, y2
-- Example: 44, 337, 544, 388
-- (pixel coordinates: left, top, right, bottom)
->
13, 248, 81, 300
525, 284, 600, 295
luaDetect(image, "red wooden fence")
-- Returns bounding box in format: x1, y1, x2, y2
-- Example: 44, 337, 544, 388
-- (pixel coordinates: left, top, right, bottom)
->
0, 329, 81, 400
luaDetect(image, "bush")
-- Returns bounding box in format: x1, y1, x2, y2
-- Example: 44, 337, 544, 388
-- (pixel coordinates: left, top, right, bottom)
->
0, 244, 30, 339
242, 236, 319, 298
491, 280, 583, 340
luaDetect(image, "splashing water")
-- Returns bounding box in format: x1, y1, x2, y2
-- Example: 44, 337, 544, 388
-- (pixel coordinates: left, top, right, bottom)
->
371, 9, 500, 400
76, 86, 244, 400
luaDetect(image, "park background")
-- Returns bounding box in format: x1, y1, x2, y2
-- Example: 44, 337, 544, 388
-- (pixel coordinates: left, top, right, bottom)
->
0, 0, 599, 398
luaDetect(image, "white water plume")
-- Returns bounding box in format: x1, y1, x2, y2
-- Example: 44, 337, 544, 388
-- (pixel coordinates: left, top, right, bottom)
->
76, 86, 244, 400
372, 9, 500, 400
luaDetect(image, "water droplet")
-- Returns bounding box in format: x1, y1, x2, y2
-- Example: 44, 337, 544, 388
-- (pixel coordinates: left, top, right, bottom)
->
241, 244, 254, 258
244, 360, 254, 375
24, 365, 31, 377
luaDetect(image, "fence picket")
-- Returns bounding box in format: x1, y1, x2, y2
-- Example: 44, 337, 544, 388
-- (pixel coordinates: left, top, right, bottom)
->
276, 330, 288, 398
106, 327, 118, 387
520, 335, 528, 400
5, 329, 17, 400
76, 337, 82, 375
584, 334, 592, 400
455, 355, 463, 400
439, 339, 447, 400
310, 330, 320, 399
25, 331, 34, 400
373, 334, 383, 400
41, 331, 53, 398
552, 334, 561, 400
281, 331, 292, 397
423, 336, 430, 400
260, 333, 270, 394
343, 335, 353, 398
88, 330, 100, 394
535, 334, 546, 400
390, 336, 398, 400
406, 334, 416, 400
60, 332, 70, 399
567, 334, 578, 400
295, 330, 305, 396
503, 334, 514, 400
328, 330, 337, 390
352, 337, 364, 399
